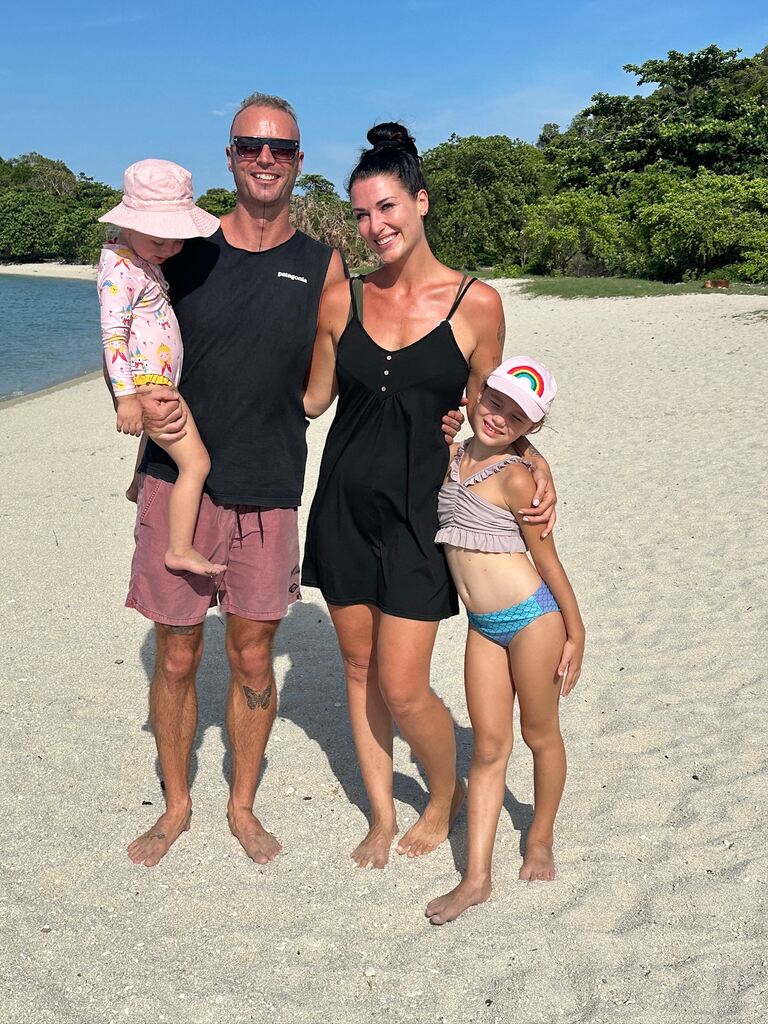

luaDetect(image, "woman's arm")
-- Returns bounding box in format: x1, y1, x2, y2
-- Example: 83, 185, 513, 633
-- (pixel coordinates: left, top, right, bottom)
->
503, 466, 585, 694
303, 279, 349, 419
513, 437, 557, 538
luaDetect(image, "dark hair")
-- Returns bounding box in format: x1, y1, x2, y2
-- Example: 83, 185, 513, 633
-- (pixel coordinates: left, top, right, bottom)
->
347, 122, 428, 198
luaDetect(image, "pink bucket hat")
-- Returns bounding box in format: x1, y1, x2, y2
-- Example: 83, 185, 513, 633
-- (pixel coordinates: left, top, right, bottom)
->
486, 356, 557, 422
99, 159, 219, 239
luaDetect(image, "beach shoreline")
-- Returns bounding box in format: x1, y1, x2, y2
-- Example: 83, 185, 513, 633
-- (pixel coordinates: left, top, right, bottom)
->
0, 262, 97, 281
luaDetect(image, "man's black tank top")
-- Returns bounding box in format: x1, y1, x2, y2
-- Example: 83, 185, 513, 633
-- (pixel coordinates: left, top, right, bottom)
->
142, 228, 333, 507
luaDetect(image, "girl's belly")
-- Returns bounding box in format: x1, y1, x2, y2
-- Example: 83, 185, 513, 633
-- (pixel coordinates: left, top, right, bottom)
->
444, 547, 542, 614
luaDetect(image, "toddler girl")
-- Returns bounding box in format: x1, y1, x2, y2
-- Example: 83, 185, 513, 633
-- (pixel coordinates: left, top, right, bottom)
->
98, 159, 226, 577
426, 356, 585, 925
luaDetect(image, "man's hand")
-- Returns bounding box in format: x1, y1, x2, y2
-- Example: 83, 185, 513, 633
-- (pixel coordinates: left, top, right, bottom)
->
137, 385, 186, 442
441, 397, 467, 443
518, 454, 557, 538
115, 395, 144, 436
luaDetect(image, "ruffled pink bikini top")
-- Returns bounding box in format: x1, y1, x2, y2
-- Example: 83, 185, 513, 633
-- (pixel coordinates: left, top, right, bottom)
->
436, 440, 532, 553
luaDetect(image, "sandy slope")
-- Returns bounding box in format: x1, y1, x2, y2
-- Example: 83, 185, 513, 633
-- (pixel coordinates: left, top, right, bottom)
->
0, 263, 97, 280
1, 283, 766, 1023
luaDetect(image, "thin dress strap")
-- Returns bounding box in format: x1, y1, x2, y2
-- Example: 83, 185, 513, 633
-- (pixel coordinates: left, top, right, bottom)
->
445, 275, 477, 321
347, 275, 365, 325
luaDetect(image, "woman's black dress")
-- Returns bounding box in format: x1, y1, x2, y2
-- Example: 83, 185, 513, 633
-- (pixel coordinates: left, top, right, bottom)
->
302, 276, 474, 620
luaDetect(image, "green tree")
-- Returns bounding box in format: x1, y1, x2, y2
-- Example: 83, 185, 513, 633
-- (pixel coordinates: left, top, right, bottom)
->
422, 134, 550, 267
196, 187, 237, 217
0, 188, 64, 260
290, 174, 369, 266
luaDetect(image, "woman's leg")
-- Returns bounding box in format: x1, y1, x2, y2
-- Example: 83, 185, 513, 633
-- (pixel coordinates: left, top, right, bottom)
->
507, 612, 567, 881
375, 614, 464, 858
426, 628, 514, 924
151, 401, 226, 578
328, 603, 399, 868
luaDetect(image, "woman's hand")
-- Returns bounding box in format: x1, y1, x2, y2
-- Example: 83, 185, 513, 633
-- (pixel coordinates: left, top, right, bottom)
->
557, 634, 584, 696
138, 385, 186, 442
115, 395, 144, 436
518, 453, 557, 538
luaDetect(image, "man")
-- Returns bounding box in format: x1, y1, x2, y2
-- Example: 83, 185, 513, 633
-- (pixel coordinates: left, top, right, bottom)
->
125, 93, 346, 867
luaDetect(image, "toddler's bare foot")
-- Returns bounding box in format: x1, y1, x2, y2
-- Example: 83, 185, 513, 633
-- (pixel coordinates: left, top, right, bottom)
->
227, 807, 282, 865
396, 781, 465, 858
165, 547, 226, 578
425, 877, 491, 925
128, 805, 191, 867
519, 839, 556, 881
351, 818, 398, 869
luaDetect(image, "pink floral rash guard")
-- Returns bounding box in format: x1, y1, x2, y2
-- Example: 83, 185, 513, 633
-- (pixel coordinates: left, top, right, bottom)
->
98, 241, 182, 394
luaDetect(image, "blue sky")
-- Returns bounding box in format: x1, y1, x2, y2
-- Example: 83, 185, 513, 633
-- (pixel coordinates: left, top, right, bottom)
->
1, 0, 766, 196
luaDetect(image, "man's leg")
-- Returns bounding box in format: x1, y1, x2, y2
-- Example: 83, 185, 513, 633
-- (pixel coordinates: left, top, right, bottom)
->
225, 614, 282, 864
128, 622, 204, 866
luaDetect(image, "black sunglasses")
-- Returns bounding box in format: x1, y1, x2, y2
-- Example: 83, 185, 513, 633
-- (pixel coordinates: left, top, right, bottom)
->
231, 136, 300, 163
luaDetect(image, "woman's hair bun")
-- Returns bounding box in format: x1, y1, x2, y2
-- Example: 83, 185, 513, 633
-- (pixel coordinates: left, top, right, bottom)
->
366, 122, 419, 159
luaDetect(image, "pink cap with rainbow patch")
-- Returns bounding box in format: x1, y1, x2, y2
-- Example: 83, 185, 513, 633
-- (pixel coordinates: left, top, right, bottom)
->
486, 356, 557, 422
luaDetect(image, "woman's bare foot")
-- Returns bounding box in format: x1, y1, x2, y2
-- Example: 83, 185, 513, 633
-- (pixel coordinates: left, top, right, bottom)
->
396, 781, 465, 858
227, 807, 282, 864
425, 876, 491, 925
519, 838, 556, 881
165, 547, 227, 578
351, 818, 398, 869
128, 805, 191, 867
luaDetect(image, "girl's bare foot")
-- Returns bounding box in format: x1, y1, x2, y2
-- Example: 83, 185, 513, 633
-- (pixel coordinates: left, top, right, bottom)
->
425, 877, 491, 925
351, 818, 398, 869
128, 805, 191, 867
519, 839, 556, 881
227, 807, 282, 864
396, 781, 465, 858
165, 547, 227, 578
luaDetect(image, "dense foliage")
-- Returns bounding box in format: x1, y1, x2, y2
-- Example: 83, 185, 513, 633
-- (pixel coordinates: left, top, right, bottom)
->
2, 44, 767, 280
422, 44, 768, 281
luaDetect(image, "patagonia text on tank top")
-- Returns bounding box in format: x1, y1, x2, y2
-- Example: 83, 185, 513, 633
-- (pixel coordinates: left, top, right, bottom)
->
142, 229, 333, 507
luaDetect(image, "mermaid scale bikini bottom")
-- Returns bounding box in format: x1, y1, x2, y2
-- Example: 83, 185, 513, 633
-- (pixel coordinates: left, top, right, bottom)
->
467, 582, 560, 647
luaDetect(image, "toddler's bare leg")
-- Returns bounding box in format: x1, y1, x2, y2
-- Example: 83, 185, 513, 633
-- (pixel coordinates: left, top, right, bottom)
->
426, 631, 513, 925
508, 613, 567, 881
150, 401, 227, 578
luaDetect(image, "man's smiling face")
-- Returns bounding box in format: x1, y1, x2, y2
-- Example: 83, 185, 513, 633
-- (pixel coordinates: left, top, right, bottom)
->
227, 105, 303, 212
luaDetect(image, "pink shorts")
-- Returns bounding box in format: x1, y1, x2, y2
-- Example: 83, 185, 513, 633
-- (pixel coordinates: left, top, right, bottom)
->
126, 476, 301, 625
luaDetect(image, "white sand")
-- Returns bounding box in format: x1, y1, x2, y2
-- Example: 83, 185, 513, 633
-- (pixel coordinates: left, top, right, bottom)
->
1, 283, 766, 1023
0, 262, 97, 280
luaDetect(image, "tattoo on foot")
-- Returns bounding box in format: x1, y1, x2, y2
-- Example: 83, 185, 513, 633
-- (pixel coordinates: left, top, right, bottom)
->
168, 625, 196, 635
243, 682, 272, 710
150, 831, 166, 839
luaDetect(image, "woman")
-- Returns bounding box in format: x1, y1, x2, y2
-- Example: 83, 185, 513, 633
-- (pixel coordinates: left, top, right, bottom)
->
302, 123, 555, 868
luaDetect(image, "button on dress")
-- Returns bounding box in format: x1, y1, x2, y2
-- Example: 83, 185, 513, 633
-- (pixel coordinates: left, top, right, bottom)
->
302, 276, 475, 620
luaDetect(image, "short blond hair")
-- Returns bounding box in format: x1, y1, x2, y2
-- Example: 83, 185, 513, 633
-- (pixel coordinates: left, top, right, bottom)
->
232, 92, 299, 139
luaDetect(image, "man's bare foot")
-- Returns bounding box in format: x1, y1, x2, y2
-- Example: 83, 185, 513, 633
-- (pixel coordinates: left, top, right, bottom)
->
519, 839, 556, 881
425, 877, 491, 925
127, 805, 191, 867
396, 781, 465, 858
227, 807, 282, 864
165, 547, 227, 578
351, 818, 398, 869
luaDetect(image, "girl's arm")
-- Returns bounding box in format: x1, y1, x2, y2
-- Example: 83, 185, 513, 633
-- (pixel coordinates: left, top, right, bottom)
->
503, 464, 585, 695
97, 251, 143, 433
303, 280, 349, 419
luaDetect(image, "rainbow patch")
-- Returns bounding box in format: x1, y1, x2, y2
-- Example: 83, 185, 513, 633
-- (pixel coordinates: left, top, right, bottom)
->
507, 365, 544, 395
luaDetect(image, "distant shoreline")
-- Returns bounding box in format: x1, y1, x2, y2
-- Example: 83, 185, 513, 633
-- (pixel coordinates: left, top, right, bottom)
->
0, 370, 102, 408
0, 262, 97, 281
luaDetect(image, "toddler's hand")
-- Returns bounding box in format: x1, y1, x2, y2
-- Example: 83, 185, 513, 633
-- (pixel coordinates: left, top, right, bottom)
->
115, 395, 144, 436
557, 634, 584, 697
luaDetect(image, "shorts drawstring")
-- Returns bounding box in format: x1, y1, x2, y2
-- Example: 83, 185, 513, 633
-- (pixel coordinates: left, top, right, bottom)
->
234, 505, 264, 546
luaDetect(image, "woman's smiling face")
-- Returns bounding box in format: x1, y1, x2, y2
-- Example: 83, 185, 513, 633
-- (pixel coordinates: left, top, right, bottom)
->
350, 173, 428, 264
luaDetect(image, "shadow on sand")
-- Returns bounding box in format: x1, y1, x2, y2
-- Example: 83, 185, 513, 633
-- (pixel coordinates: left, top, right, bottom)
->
137, 600, 533, 868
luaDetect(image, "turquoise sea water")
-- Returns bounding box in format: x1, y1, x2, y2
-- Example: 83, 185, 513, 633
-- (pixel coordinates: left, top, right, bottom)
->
0, 275, 101, 400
